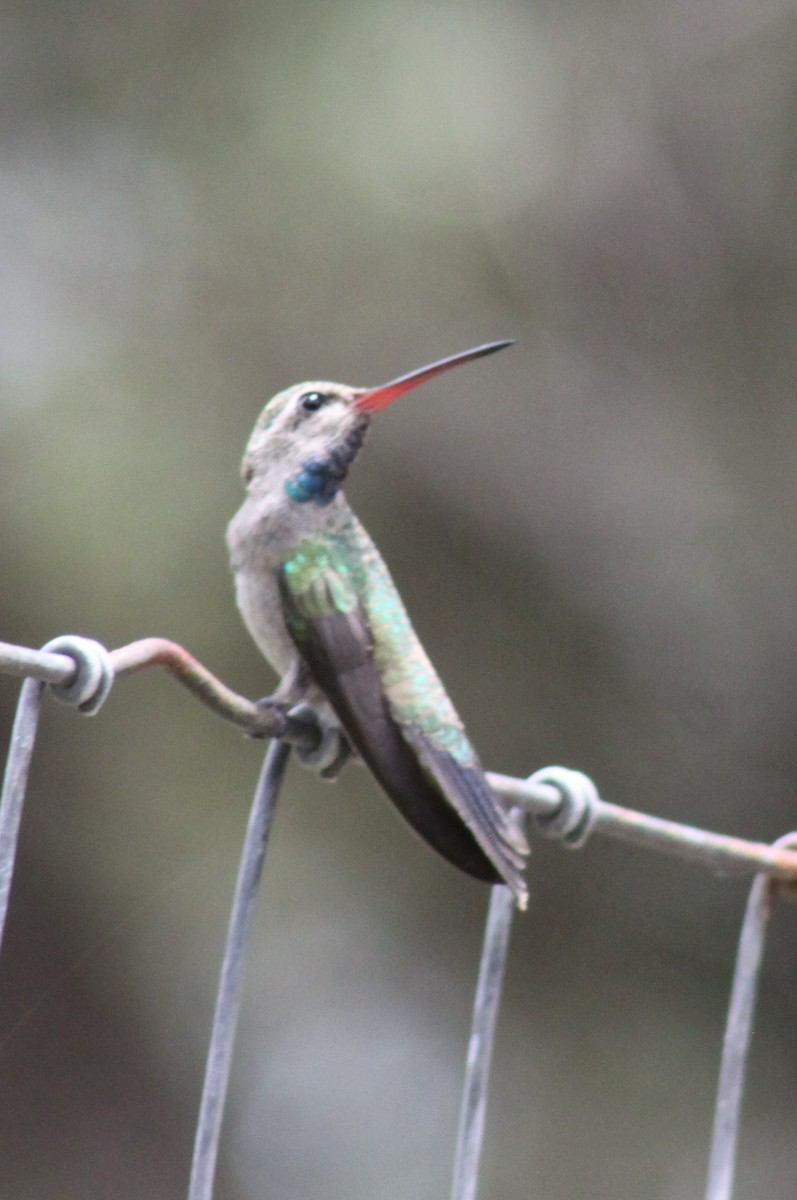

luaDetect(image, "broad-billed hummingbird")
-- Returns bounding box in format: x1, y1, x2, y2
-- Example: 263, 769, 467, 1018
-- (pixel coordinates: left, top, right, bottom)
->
227, 341, 528, 906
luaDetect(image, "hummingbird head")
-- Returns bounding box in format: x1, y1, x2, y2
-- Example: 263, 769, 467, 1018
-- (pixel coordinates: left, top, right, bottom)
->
240, 339, 514, 507
240, 380, 370, 505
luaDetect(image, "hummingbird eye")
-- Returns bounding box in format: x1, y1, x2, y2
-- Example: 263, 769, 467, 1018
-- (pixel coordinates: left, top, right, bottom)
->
299, 391, 327, 413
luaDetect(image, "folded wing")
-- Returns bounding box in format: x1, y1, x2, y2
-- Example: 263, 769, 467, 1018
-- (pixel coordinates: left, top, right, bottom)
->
279, 539, 528, 905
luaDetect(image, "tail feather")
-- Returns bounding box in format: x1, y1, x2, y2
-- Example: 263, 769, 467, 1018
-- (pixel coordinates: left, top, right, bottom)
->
279, 567, 529, 903
403, 727, 528, 908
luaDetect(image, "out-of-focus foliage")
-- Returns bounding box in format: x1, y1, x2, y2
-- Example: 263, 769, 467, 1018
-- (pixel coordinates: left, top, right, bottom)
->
2, 1, 797, 1196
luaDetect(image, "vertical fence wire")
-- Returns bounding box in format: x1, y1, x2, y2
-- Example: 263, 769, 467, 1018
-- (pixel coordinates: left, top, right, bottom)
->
450, 882, 517, 1200
188, 738, 292, 1200
0, 678, 44, 955
704, 833, 797, 1200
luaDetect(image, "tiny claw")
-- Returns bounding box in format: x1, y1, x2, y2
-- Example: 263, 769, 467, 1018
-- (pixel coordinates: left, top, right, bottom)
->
288, 702, 352, 779
247, 696, 289, 740
318, 735, 354, 781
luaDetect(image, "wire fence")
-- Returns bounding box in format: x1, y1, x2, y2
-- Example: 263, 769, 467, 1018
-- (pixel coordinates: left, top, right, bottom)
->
1, 633, 795, 1200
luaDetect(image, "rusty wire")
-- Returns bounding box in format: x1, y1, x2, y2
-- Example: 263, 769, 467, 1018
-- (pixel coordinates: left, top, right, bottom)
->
2, 636, 797, 882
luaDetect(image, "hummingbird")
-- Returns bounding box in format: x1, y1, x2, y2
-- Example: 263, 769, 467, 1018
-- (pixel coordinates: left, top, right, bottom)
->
226, 340, 528, 907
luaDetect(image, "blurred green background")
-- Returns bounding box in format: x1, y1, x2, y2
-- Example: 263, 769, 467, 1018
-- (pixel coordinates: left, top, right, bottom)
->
2, 1, 797, 1196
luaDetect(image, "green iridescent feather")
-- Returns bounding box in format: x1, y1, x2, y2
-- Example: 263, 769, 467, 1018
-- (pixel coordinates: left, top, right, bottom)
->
282, 519, 473, 764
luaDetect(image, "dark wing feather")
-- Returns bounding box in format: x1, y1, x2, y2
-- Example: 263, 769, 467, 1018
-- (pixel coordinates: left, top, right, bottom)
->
279, 569, 528, 903
401, 725, 528, 900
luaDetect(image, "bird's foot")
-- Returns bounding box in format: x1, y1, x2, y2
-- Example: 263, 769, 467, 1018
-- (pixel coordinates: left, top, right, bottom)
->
288, 702, 353, 780
247, 695, 289, 740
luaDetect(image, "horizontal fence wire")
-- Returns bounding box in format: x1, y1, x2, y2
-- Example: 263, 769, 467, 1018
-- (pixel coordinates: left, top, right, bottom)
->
1, 633, 797, 1200
2, 637, 797, 881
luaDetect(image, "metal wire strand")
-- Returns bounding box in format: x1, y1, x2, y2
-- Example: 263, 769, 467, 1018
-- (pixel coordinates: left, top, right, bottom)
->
450, 881, 517, 1200
704, 832, 797, 1200
0, 639, 116, 954
0, 678, 44, 955
5, 633, 797, 1200
188, 738, 292, 1200
488, 771, 797, 881
2, 638, 797, 887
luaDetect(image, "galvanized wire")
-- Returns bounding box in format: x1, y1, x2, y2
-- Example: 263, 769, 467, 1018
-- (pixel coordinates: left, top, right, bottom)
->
0, 641, 74, 685
451, 882, 517, 1200
0, 637, 116, 952
0, 677, 44, 955
188, 738, 292, 1200
3, 636, 797, 884
490, 770, 797, 880
705, 832, 797, 1200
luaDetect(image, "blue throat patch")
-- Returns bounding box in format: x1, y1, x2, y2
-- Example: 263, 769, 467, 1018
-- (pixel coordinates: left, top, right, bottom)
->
285, 455, 345, 506
285, 422, 368, 506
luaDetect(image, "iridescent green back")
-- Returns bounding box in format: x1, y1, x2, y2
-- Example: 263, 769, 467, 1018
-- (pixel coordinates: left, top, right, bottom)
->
282, 516, 473, 765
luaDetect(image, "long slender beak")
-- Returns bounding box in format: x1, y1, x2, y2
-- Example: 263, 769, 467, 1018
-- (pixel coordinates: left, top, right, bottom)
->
354, 339, 514, 414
